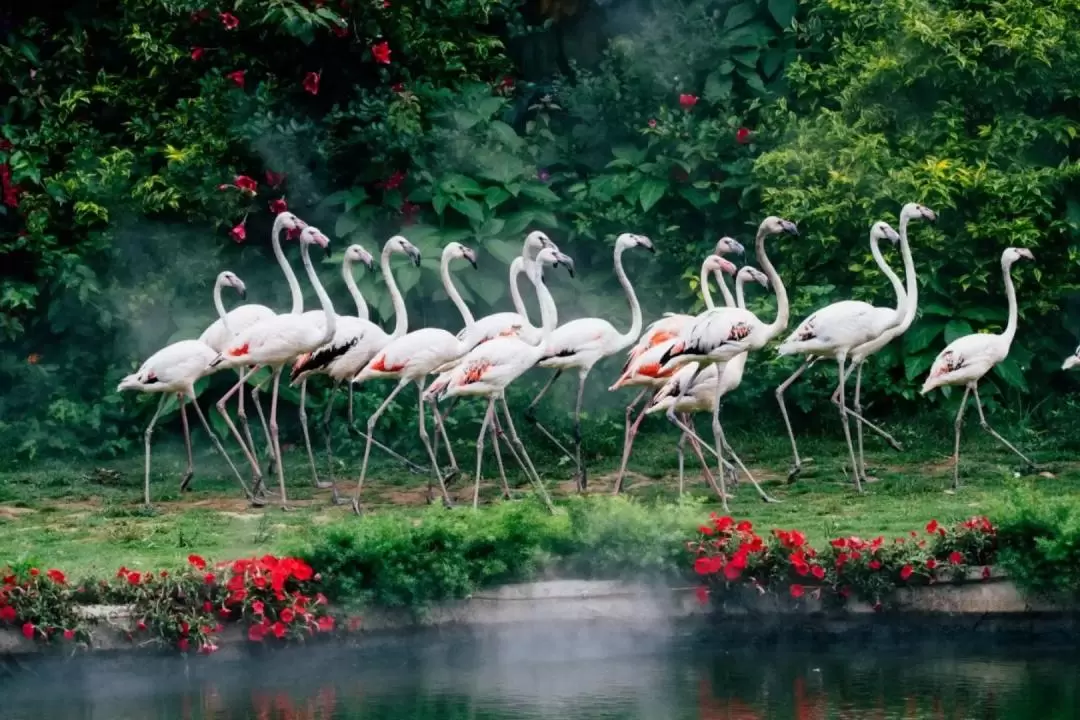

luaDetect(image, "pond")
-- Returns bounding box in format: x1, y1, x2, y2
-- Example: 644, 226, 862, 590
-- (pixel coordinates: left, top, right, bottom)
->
3, 625, 1078, 719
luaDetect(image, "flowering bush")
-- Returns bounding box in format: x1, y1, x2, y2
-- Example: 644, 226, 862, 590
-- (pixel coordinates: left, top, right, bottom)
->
689, 515, 999, 609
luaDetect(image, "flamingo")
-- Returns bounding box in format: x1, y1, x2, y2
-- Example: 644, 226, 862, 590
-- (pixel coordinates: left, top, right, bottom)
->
608, 254, 738, 491
209, 226, 337, 509
290, 237, 426, 501
1063, 346, 1080, 370
429, 247, 577, 511
350, 242, 479, 513
199, 212, 309, 477
656, 216, 799, 509
842, 203, 937, 484
117, 271, 249, 506
524, 232, 655, 491
920, 247, 1036, 491
774, 221, 905, 492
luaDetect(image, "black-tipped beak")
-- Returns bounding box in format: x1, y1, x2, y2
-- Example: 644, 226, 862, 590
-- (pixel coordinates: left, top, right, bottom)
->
412, 252, 422, 267
563, 260, 576, 278
238, 288, 247, 300
324, 244, 333, 259
362, 256, 375, 270
467, 257, 478, 270
785, 224, 799, 236
645, 244, 656, 254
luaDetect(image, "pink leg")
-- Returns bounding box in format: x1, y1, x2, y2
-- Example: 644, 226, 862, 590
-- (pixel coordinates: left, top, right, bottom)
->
268, 366, 290, 509
352, 377, 411, 512
215, 365, 266, 504
473, 396, 496, 509
178, 393, 195, 491
613, 396, 650, 495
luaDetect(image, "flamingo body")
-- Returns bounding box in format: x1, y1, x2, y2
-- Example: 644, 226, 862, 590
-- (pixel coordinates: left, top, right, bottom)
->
920, 333, 1004, 394
537, 318, 623, 371
120, 340, 218, 394
198, 305, 276, 353
355, 328, 465, 383
777, 300, 898, 359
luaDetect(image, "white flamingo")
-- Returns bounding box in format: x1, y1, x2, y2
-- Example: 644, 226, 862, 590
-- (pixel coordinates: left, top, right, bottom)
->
350, 242, 479, 512
198, 211, 308, 475
1062, 346, 1080, 370
525, 232, 655, 491
656, 216, 799, 509
430, 247, 577, 511
608, 254, 737, 491
209, 226, 336, 509
920, 247, 1036, 491
842, 203, 937, 484
774, 221, 905, 492
117, 271, 249, 506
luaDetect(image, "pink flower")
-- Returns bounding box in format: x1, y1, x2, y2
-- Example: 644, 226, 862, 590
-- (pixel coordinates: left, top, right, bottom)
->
317, 616, 336, 632
679, 94, 698, 110
252, 600, 265, 616
789, 584, 804, 598
281, 608, 296, 623
271, 621, 287, 639
230, 219, 247, 244
648, 119, 657, 128
736, 127, 752, 144
303, 71, 320, 95
371, 41, 391, 65
220, 12, 239, 30
227, 70, 246, 89
269, 198, 288, 214
191, 47, 205, 61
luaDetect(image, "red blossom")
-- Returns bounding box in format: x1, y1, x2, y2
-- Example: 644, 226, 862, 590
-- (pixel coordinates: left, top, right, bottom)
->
220, 12, 239, 29
230, 219, 247, 243
317, 616, 336, 632
678, 94, 698, 110
498, 75, 515, 92
227, 70, 246, 89
47, 569, 66, 584
269, 198, 288, 214
22, 622, 35, 639
180, 622, 190, 636
811, 566, 825, 580
869, 560, 882, 570
281, 608, 296, 623
900, 564, 914, 580
648, 119, 657, 128
735, 127, 752, 144
0, 139, 11, 151
233, 176, 258, 193
694, 557, 714, 576
839, 586, 852, 599
248, 624, 266, 642
303, 71, 321, 95
203, 601, 213, 613
830, 538, 848, 549
63, 629, 75, 641
723, 563, 742, 581
694, 586, 709, 605
926, 519, 939, 534
127, 572, 142, 585
383, 170, 406, 190
371, 41, 391, 65
949, 551, 964, 565
400, 201, 420, 225
315, 593, 328, 606
333, 24, 349, 38
178, 638, 190, 653
982, 566, 992, 580
204, 572, 216, 585
137, 620, 147, 632
271, 622, 287, 639
30, 568, 39, 577
191, 47, 205, 61
252, 600, 265, 616
190, 10, 209, 23
391, 82, 405, 93
789, 584, 804, 598
383, 0, 390, 7
265, 170, 286, 188
735, 520, 753, 533
0, 606, 16, 622
926, 558, 938, 570
698, 525, 715, 536
188, 555, 207, 570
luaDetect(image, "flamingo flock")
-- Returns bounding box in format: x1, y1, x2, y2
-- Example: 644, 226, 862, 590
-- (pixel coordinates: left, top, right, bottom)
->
118, 205, 1052, 513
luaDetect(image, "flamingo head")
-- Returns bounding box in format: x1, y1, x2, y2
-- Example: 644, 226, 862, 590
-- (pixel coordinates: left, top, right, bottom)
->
739, 266, 769, 288
1063, 349, 1080, 371
1003, 247, 1034, 266
703, 254, 737, 278
277, 211, 307, 232
217, 271, 247, 300
523, 230, 558, 258
872, 221, 901, 246
534, 248, 575, 279
388, 235, 422, 266
445, 242, 478, 269
344, 244, 375, 270
714, 236, 745, 256
299, 226, 332, 257
615, 233, 655, 253
902, 202, 937, 224
762, 216, 798, 237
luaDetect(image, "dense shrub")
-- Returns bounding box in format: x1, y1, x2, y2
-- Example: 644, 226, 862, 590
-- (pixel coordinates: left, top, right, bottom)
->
993, 489, 1080, 600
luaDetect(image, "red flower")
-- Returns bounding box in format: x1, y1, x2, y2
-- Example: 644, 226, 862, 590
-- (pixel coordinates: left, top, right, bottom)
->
22, 622, 35, 639
811, 565, 825, 580
0, 606, 16, 622
391, 82, 405, 93
317, 616, 336, 632
204, 572, 216, 585
178, 638, 190, 653
63, 629, 75, 641
269, 197, 288, 214
694, 586, 709, 605
926, 558, 938, 570
900, 564, 914, 580
248, 624, 266, 642
926, 519, 939, 534
29, 568, 39, 577
290, 560, 314, 582
400, 201, 420, 226
127, 572, 141, 585
982, 566, 992, 580
793, 561, 809, 577
498, 75, 515, 92
333, 24, 349, 38
47, 569, 66, 584
383, 170, 406, 190
271, 622, 287, 639
252, 600, 265, 616
220, 12, 239, 29
679, 94, 698, 110
190, 9, 209, 23
735, 127, 752, 144
694, 557, 714, 576
315, 593, 328, 606
722, 563, 741, 581
698, 525, 715, 536
869, 560, 882, 570
347, 616, 363, 632
227, 70, 246, 89
382, 0, 390, 7
789, 584, 804, 598
371, 41, 392, 65
137, 620, 147, 632
648, 119, 657, 128
281, 608, 296, 623
265, 170, 286, 188
230, 219, 247, 243
0, 139, 11, 151
188, 555, 206, 569
303, 71, 320, 95
191, 47, 205, 61
180, 622, 190, 635
735, 520, 753, 533
830, 538, 848, 549
203, 601, 213, 613
949, 551, 964, 565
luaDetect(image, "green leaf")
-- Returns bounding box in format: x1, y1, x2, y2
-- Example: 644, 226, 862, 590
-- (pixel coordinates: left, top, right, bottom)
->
502, 211, 534, 235
449, 198, 486, 223
440, 174, 485, 197
477, 218, 506, 237
944, 319, 974, 343
761, 47, 786, 78
678, 187, 711, 209
484, 187, 511, 209
767, 0, 797, 27
433, 194, 449, 216
462, 271, 505, 306
638, 178, 667, 212
903, 319, 944, 354
484, 238, 521, 264
732, 49, 759, 68
738, 68, 768, 94
335, 213, 361, 238
994, 357, 1028, 392
704, 72, 734, 103
519, 183, 560, 204
531, 211, 560, 229
724, 1, 758, 29
488, 120, 523, 149
611, 146, 647, 164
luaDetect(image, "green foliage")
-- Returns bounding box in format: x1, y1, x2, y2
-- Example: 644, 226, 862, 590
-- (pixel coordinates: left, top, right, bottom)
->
993, 488, 1080, 600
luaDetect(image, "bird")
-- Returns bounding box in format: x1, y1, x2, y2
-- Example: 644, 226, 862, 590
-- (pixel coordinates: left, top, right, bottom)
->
843, 203, 937, 484
657, 215, 800, 509
1062, 346, 1080, 371
427, 247, 576, 511
524, 232, 655, 491
774, 220, 905, 492
209, 226, 337, 509
117, 271, 250, 506
920, 247, 1036, 491
350, 242, 479, 513
608, 254, 738, 491
198, 211, 308, 477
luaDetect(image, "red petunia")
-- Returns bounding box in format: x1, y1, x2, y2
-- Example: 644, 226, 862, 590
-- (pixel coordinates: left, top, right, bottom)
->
230, 219, 247, 243
220, 12, 239, 30
926, 519, 939, 534
271, 621, 287, 639
315, 593, 328, 606
22, 622, 35, 639
265, 170, 285, 188
900, 564, 914, 580
191, 47, 205, 61
0, 606, 16, 622
735, 127, 752, 144
137, 620, 147, 632
723, 563, 742, 581
383, 170, 406, 190
204, 572, 216, 585
317, 615, 336, 632
303, 71, 320, 96
789, 584, 804, 598
29, 568, 39, 577
178, 638, 190, 652
127, 571, 141, 585
371, 41, 391, 65
811, 565, 825, 580
926, 558, 938, 570
188, 555, 206, 569
391, 82, 404, 93
47, 569, 66, 584
269, 197, 288, 214
694, 586, 709, 605
248, 624, 266, 642
280, 608, 295, 623
333, 24, 349, 38
203, 601, 213, 613
694, 557, 714, 576
949, 551, 963, 565
679, 94, 698, 110
227, 70, 246, 89
735, 520, 753, 533
830, 538, 848, 549
869, 560, 882, 570
63, 629, 75, 641
252, 600, 265, 616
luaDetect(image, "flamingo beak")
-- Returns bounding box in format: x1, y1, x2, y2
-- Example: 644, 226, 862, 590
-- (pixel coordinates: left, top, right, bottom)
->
361, 251, 375, 270
238, 287, 247, 300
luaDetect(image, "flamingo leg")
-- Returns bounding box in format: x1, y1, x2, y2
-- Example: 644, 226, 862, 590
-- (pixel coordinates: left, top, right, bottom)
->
492, 409, 528, 490
352, 377, 410, 513
711, 372, 778, 504
972, 382, 1035, 471
250, 369, 276, 479
473, 396, 496, 509
434, 397, 460, 480
300, 378, 332, 491
215, 365, 266, 500
676, 421, 687, 498
268, 366, 290, 509
347, 383, 354, 425
832, 362, 904, 452
321, 382, 342, 505
951, 384, 972, 491
188, 390, 251, 500
490, 411, 512, 500
612, 389, 649, 495
775, 358, 814, 482
832, 355, 863, 494
716, 400, 738, 487
523, 370, 577, 461
344, 383, 428, 475
499, 396, 554, 513
685, 427, 726, 500
235, 368, 259, 468
142, 394, 168, 507
416, 379, 453, 508
853, 363, 868, 484
178, 393, 195, 492
572, 370, 589, 491
666, 407, 729, 509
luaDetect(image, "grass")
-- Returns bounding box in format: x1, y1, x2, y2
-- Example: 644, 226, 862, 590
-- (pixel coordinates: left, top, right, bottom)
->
1, 408, 1078, 580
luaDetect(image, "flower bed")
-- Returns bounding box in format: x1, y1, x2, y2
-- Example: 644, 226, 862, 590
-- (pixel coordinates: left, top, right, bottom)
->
0, 554, 355, 656
689, 515, 998, 609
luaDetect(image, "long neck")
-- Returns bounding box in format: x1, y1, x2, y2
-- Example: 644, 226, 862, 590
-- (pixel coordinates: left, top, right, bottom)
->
442, 253, 475, 329
509, 256, 532, 321
272, 215, 304, 314
758, 226, 789, 341
614, 244, 643, 349
301, 242, 336, 343
711, 266, 735, 308
896, 215, 918, 333
212, 278, 233, 336
381, 245, 408, 339
1001, 260, 1019, 347
699, 262, 717, 310
870, 236, 906, 325
343, 257, 369, 321
530, 268, 559, 352
735, 274, 749, 309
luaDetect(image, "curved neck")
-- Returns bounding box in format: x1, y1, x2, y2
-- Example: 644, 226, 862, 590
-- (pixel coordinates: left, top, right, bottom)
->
699, 262, 716, 310
272, 215, 304, 315
614, 244, 643, 349
870, 235, 906, 325
735, 274, 750, 309
757, 225, 789, 341
1001, 260, 1019, 346
301, 242, 336, 343
441, 251, 475, 329
381, 244, 409, 339
343, 257, 369, 321
530, 268, 559, 349
509, 256, 531, 321
896, 215, 918, 333
213, 277, 233, 336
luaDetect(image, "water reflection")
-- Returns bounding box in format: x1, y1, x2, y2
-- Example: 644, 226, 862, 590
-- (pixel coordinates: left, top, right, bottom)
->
3, 633, 1078, 719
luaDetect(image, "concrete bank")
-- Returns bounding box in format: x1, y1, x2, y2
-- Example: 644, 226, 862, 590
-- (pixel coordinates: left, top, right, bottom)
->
3, 571, 1078, 658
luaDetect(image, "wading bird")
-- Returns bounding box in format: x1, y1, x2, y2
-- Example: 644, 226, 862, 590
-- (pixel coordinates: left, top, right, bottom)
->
525, 233, 655, 491
920, 247, 1036, 491
774, 221, 905, 492
117, 271, 249, 506
1063, 347, 1080, 370
209, 226, 336, 509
